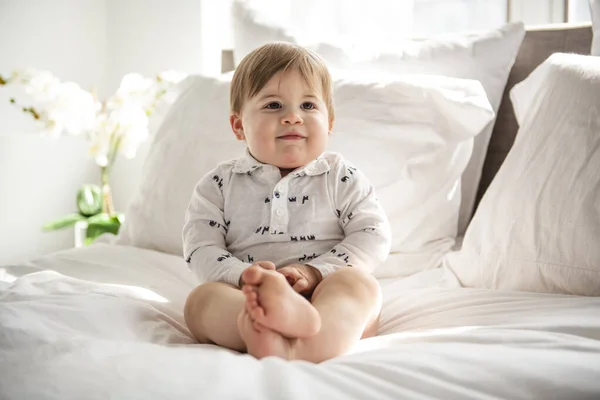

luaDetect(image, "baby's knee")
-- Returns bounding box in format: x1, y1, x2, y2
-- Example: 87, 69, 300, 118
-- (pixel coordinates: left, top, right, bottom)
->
328, 267, 380, 299
183, 282, 222, 340
184, 282, 220, 316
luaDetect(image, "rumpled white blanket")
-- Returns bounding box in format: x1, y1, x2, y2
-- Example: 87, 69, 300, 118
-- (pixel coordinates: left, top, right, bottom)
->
1, 244, 599, 399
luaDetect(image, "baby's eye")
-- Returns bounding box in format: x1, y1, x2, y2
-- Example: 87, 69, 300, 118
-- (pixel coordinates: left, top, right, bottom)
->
265, 102, 282, 109
301, 102, 316, 110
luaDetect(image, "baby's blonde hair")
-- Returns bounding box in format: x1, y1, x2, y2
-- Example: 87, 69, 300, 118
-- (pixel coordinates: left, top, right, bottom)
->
230, 42, 335, 123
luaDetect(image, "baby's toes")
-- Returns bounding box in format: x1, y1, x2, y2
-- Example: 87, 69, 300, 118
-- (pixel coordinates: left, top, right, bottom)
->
252, 319, 264, 333
248, 304, 266, 322
246, 293, 258, 309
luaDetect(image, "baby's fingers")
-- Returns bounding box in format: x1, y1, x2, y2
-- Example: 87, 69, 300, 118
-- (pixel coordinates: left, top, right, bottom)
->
255, 261, 276, 270
278, 267, 300, 285
292, 278, 309, 293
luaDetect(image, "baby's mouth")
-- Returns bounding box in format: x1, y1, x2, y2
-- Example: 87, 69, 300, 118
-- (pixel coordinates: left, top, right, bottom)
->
278, 134, 305, 141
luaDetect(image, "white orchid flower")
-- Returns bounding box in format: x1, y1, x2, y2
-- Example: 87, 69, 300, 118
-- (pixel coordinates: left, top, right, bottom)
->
118, 73, 154, 94
103, 101, 149, 160
23, 70, 62, 103
119, 123, 149, 159
39, 114, 65, 138
5, 68, 183, 168
158, 69, 187, 84
87, 116, 112, 167
109, 101, 148, 133
109, 73, 155, 110
45, 82, 100, 136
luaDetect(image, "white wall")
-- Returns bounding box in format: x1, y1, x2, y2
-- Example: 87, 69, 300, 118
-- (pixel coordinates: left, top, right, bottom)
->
104, 0, 208, 211
0, 0, 210, 265
0, 0, 107, 265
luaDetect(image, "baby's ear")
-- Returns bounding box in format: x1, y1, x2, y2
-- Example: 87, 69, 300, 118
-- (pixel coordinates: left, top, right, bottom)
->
230, 113, 245, 140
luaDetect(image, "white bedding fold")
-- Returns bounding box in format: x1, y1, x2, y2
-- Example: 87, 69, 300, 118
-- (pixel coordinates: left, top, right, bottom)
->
1, 244, 599, 400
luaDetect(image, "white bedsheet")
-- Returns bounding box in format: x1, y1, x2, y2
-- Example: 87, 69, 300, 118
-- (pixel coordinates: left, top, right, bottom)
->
1, 244, 599, 400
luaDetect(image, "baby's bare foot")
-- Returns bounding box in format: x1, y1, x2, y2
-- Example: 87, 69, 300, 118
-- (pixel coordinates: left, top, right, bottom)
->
237, 308, 293, 360
241, 266, 321, 338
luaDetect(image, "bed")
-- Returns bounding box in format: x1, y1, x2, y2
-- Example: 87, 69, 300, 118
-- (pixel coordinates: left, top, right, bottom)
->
1, 24, 599, 400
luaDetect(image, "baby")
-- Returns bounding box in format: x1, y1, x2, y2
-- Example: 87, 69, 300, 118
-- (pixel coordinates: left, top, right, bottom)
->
183, 42, 391, 362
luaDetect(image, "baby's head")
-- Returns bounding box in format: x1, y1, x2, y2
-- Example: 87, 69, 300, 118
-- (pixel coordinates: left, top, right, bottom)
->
230, 42, 334, 172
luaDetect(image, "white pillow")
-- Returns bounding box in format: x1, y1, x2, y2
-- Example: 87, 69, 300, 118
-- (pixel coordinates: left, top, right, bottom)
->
230, 0, 525, 235
116, 73, 493, 278
443, 53, 600, 296
592, 0, 600, 56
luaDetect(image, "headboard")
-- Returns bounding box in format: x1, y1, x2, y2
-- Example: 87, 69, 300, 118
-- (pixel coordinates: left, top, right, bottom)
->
474, 23, 593, 213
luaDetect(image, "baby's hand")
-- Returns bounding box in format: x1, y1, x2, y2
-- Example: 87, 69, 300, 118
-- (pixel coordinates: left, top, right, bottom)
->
238, 261, 276, 287
277, 264, 322, 295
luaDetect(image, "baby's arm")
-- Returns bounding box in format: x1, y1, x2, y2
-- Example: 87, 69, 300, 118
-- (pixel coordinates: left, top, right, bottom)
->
183, 166, 251, 287
306, 160, 391, 279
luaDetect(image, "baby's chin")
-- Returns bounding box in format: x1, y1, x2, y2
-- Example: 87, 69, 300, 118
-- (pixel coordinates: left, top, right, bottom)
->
275, 159, 306, 171
276, 152, 319, 170
276, 163, 302, 172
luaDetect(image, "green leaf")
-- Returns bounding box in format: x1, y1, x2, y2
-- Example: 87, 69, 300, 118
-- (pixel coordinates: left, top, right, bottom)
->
85, 213, 124, 244
42, 213, 87, 231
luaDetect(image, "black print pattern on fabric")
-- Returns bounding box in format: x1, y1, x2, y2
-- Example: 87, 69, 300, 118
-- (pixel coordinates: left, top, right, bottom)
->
265, 197, 271, 203
212, 175, 223, 190
247, 255, 254, 263
364, 227, 376, 232
288, 196, 309, 204
336, 209, 341, 218
348, 212, 354, 220
208, 220, 228, 232
330, 248, 350, 263
217, 253, 233, 262
340, 167, 357, 183
271, 229, 286, 235
291, 235, 316, 241
274, 191, 280, 198
298, 253, 318, 262
255, 226, 270, 235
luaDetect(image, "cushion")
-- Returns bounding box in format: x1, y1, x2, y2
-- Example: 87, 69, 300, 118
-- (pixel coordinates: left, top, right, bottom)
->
116, 72, 493, 278
475, 23, 593, 211
230, 0, 525, 235
592, 0, 600, 56
443, 53, 600, 296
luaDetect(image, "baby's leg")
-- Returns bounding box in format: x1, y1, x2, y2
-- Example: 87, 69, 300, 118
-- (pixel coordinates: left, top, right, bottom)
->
294, 267, 382, 362
241, 266, 381, 362
241, 266, 321, 338
184, 282, 246, 352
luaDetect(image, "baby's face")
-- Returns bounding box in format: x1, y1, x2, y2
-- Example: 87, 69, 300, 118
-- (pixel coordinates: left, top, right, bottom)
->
232, 69, 331, 171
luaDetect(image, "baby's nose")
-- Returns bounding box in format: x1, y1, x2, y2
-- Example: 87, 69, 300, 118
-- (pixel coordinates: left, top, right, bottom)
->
282, 111, 303, 124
